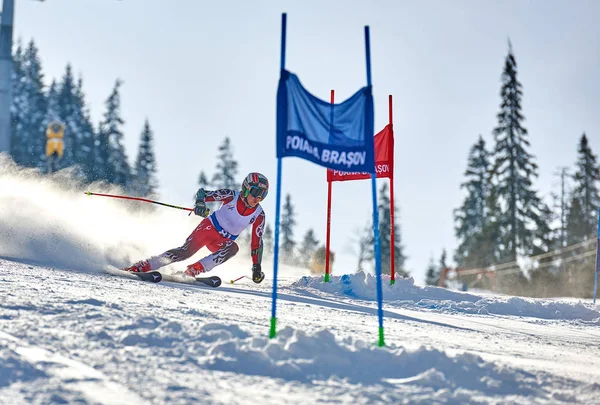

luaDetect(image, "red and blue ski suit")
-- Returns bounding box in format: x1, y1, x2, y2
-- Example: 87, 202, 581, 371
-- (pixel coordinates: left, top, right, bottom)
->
147, 189, 265, 272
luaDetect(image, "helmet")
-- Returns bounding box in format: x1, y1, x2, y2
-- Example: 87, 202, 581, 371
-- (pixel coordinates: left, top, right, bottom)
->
48, 120, 65, 134
241, 172, 269, 201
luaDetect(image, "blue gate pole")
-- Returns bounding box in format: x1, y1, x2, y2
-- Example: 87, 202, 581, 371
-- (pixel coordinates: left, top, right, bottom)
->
270, 12, 287, 338
365, 26, 385, 347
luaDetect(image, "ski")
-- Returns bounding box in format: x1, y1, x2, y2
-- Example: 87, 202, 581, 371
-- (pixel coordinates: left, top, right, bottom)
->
106, 266, 219, 287
194, 275, 222, 288
157, 272, 222, 288
133, 271, 163, 283
105, 266, 163, 283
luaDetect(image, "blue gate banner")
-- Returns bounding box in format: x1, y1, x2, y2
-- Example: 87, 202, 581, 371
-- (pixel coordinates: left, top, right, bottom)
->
276, 70, 375, 172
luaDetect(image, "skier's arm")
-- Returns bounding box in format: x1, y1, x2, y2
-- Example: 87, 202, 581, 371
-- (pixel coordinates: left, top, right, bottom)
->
250, 211, 266, 265
193, 188, 235, 217
204, 189, 235, 203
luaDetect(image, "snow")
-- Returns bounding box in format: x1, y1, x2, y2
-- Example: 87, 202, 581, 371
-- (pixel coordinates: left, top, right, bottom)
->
2, 158, 600, 404
294, 273, 600, 321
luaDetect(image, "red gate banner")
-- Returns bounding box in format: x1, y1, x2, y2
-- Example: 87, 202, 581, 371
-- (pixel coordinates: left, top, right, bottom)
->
327, 124, 393, 182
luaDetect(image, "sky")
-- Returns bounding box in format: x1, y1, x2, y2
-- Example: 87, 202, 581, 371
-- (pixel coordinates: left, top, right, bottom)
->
9, 0, 600, 284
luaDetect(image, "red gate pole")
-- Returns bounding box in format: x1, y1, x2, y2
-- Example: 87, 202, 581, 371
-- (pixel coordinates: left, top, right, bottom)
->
389, 95, 396, 285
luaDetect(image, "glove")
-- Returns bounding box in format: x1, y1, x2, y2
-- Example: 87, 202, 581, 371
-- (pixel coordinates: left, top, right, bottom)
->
195, 188, 206, 205
252, 263, 265, 284
194, 201, 209, 217
193, 188, 210, 217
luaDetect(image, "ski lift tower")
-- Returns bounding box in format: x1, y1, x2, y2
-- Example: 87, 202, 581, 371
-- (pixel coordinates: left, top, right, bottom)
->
0, 0, 48, 154
0, 0, 18, 153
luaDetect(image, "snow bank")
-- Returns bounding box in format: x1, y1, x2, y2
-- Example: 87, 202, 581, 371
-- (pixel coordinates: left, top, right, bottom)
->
201, 324, 515, 387
292, 272, 600, 321
4, 320, 594, 404
130, 322, 596, 403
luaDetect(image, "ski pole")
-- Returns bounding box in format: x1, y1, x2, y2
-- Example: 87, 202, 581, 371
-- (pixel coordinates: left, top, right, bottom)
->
85, 191, 196, 212
229, 275, 252, 284
230, 276, 244, 284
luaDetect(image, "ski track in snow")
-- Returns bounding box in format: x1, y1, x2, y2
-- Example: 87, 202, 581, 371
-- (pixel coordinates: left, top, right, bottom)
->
1, 260, 600, 404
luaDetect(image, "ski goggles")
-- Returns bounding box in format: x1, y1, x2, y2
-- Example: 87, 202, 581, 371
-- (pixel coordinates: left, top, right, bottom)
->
245, 186, 268, 200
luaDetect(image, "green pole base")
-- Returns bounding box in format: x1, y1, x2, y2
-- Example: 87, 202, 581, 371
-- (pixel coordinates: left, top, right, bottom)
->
269, 317, 277, 339
390, 279, 395, 285
378, 327, 385, 347
324, 273, 330, 282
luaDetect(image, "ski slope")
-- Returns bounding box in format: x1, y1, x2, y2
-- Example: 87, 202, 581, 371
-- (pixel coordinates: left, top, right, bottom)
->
2, 261, 600, 405
2, 157, 600, 404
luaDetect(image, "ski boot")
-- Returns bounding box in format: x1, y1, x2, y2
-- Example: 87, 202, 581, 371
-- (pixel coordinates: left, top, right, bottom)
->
123, 260, 151, 273
184, 262, 205, 278
252, 264, 265, 284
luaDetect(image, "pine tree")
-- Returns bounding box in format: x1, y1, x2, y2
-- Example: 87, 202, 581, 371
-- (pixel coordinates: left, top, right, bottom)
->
534, 204, 558, 255
561, 140, 595, 297
566, 196, 587, 245
559, 136, 600, 298
454, 136, 492, 268
280, 193, 297, 263
197, 168, 219, 214
99, 79, 131, 187
480, 180, 503, 266
425, 257, 439, 286
356, 225, 371, 273
45, 80, 60, 132
377, 182, 408, 276
211, 137, 239, 189
361, 183, 408, 277
10, 40, 24, 163
437, 249, 448, 288
551, 168, 571, 248
565, 191, 596, 297
56, 64, 77, 168
567, 133, 600, 242
72, 77, 96, 179
91, 122, 110, 183
298, 228, 319, 267
10, 40, 46, 168
263, 223, 274, 258
10, 40, 26, 165
489, 41, 551, 262
43, 65, 95, 178
133, 119, 158, 196
197, 171, 211, 189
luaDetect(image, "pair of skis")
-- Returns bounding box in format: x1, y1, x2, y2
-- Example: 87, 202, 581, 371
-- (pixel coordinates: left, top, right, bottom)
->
127, 270, 222, 288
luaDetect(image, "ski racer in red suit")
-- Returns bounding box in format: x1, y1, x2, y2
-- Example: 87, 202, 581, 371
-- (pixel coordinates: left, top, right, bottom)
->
123, 172, 268, 283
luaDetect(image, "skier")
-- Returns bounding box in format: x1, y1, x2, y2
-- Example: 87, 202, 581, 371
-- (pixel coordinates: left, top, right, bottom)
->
123, 172, 268, 284
45, 120, 65, 174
